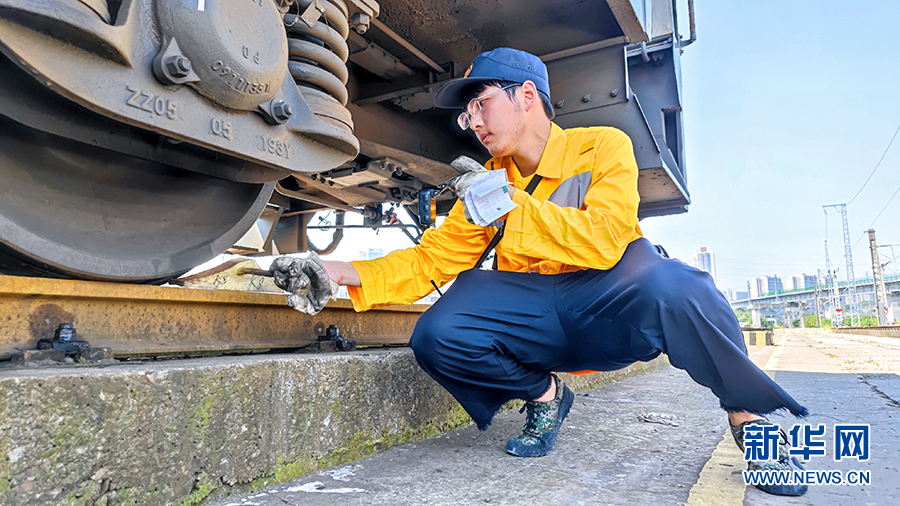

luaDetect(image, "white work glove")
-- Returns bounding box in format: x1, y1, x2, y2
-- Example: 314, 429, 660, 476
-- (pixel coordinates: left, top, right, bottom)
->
270, 251, 338, 315
447, 156, 490, 225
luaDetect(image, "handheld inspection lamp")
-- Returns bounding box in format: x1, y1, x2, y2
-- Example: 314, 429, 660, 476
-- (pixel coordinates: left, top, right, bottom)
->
416, 183, 449, 227
416, 155, 483, 227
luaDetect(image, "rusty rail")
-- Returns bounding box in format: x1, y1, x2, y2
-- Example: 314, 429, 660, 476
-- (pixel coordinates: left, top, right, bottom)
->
0, 275, 427, 359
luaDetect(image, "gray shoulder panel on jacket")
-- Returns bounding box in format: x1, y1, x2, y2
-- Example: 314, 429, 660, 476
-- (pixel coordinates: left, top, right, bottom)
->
548, 171, 592, 209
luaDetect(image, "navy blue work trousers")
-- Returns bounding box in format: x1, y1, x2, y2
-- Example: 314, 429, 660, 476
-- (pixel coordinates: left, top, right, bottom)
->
409, 238, 807, 430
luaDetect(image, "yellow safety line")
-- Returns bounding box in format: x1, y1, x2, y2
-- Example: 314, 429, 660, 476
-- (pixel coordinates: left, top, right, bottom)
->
685, 431, 747, 505
685, 332, 788, 505
763, 332, 787, 373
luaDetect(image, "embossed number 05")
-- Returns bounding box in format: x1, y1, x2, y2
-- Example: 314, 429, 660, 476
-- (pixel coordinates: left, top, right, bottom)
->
210, 118, 233, 140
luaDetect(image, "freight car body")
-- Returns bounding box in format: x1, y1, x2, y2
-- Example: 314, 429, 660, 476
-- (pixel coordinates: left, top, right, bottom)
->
0, 0, 691, 282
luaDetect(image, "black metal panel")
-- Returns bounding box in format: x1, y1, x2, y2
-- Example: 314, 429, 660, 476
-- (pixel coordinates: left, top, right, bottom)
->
544, 44, 630, 116
543, 38, 689, 217
372, 0, 623, 71
627, 41, 687, 191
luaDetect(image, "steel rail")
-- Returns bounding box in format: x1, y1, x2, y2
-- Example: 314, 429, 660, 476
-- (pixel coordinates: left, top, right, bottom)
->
0, 275, 427, 360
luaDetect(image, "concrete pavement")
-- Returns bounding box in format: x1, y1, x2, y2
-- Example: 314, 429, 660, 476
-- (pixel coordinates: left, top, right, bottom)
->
744, 330, 900, 505
214, 330, 900, 505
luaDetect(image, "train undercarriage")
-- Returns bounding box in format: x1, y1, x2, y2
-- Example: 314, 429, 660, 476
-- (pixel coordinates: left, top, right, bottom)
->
0, 0, 692, 284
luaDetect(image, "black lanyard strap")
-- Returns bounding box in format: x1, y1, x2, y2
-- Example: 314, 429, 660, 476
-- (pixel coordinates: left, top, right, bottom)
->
474, 174, 543, 269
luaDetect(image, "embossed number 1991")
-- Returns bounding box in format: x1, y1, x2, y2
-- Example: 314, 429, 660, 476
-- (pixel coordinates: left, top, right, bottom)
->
257, 135, 290, 159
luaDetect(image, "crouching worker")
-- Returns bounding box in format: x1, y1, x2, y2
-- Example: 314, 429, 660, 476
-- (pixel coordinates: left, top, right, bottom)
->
273, 48, 809, 496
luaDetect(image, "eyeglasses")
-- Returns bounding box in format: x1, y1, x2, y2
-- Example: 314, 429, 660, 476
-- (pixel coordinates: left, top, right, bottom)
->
457, 84, 519, 130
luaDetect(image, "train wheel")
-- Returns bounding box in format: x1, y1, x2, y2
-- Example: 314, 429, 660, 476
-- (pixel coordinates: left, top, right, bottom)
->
0, 117, 273, 283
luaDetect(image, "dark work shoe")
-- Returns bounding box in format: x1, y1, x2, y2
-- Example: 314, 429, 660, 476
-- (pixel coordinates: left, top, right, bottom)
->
506, 374, 575, 457
730, 419, 809, 496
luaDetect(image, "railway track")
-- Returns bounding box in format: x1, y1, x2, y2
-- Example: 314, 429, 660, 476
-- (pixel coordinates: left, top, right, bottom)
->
0, 274, 425, 361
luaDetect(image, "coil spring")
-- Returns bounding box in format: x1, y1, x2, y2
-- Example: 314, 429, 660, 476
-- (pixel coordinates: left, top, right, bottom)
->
284, 0, 350, 106
78, 0, 112, 23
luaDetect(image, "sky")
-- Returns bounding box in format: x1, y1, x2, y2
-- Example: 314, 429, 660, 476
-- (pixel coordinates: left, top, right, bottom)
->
311, 0, 900, 292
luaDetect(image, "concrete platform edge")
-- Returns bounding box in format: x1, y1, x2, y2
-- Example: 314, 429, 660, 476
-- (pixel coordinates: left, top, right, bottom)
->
742, 329, 774, 346
825, 326, 900, 338
0, 349, 669, 506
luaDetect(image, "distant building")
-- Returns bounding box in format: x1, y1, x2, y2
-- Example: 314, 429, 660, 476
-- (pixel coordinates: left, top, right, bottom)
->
784, 276, 802, 291
727, 289, 749, 301
417, 292, 441, 305
748, 278, 763, 298
359, 248, 384, 260
693, 247, 717, 286
784, 274, 817, 291
748, 275, 782, 298
803, 274, 816, 290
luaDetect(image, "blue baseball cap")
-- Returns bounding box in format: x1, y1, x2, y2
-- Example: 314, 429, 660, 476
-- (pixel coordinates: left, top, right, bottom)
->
434, 47, 552, 116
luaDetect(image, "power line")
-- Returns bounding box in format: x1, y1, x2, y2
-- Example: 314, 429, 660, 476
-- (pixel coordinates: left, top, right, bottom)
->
822, 123, 900, 278
851, 230, 866, 250
868, 183, 900, 229
848, 122, 900, 205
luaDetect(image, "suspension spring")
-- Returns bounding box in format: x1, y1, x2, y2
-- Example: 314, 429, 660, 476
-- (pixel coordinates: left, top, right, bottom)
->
284, 0, 350, 106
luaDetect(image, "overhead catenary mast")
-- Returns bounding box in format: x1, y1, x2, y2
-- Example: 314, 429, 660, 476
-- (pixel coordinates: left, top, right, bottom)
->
824, 204, 858, 326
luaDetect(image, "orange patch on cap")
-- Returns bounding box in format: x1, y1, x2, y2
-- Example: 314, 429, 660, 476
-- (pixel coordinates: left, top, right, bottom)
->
464, 64, 473, 78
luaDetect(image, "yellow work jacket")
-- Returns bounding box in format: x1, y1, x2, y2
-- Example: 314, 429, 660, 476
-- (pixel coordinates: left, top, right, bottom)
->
348, 123, 643, 312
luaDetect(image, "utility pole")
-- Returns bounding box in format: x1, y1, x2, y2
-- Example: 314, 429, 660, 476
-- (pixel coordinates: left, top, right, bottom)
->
868, 229, 888, 326
824, 237, 841, 326
814, 274, 822, 328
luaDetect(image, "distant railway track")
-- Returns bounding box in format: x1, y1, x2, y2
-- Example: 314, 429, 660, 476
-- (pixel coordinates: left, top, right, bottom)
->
0, 275, 425, 361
